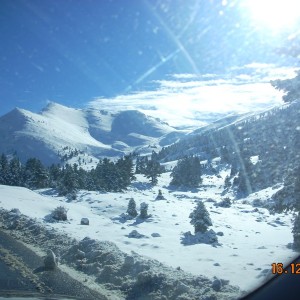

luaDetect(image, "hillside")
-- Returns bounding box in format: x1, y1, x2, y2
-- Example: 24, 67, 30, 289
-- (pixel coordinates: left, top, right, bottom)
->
158, 100, 300, 197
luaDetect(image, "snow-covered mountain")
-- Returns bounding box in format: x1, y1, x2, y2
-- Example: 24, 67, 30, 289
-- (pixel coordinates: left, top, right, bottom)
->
0, 102, 182, 165
0, 100, 299, 298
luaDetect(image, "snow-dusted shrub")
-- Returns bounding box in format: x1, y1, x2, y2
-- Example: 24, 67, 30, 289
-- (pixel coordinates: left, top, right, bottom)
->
128, 230, 146, 239
216, 197, 231, 208
252, 199, 264, 207
52, 206, 68, 221
181, 229, 219, 246
189, 201, 212, 233
81, 218, 89, 225
140, 202, 149, 219
67, 191, 77, 201
127, 198, 138, 218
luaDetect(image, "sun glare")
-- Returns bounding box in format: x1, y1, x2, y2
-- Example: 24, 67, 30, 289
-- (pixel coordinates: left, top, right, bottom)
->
244, 0, 300, 30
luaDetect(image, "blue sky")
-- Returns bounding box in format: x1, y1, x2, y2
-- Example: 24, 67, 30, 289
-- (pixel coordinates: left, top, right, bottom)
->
0, 0, 299, 117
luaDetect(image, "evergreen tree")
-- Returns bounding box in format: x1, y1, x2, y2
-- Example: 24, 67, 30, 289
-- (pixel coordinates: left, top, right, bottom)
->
143, 151, 164, 185
93, 158, 116, 191
116, 155, 135, 189
140, 202, 149, 219
156, 189, 165, 200
6, 156, 23, 186
292, 212, 300, 250
135, 155, 148, 174
271, 70, 300, 103
58, 164, 79, 196
24, 158, 48, 189
189, 201, 212, 233
127, 198, 138, 218
0, 154, 9, 185
48, 164, 61, 188
170, 156, 202, 187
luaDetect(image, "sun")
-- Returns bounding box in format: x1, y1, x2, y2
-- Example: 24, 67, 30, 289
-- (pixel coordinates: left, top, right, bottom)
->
244, 0, 300, 31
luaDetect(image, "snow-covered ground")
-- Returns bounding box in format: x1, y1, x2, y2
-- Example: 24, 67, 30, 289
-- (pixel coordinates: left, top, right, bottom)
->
0, 170, 297, 293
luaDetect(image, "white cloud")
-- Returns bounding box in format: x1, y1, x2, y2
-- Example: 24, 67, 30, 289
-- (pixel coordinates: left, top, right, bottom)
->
88, 64, 296, 129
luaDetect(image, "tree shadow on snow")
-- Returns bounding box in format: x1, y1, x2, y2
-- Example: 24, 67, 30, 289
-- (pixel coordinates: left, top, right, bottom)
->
167, 185, 200, 193
37, 188, 58, 197
131, 181, 153, 191
129, 216, 153, 226
181, 230, 220, 247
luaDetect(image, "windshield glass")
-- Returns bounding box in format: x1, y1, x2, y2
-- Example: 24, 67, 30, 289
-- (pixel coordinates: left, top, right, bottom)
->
0, 0, 299, 299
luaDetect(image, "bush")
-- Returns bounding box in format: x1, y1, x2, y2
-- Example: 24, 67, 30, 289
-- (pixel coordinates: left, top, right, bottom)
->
216, 198, 231, 208
52, 206, 68, 221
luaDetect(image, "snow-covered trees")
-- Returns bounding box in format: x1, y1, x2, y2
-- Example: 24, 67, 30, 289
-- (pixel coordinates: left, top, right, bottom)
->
271, 71, 300, 103
293, 212, 300, 250
0, 153, 135, 194
170, 156, 202, 187
24, 158, 48, 189
93, 155, 135, 192
7, 156, 23, 187
127, 198, 138, 218
136, 151, 164, 185
0, 154, 9, 185
189, 202, 212, 233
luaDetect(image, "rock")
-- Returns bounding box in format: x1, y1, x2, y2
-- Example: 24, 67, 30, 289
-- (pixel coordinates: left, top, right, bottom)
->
128, 230, 145, 239
212, 278, 222, 291
81, 218, 89, 225
10, 208, 21, 215
216, 231, 224, 236
44, 250, 58, 270
76, 250, 86, 260
151, 233, 161, 237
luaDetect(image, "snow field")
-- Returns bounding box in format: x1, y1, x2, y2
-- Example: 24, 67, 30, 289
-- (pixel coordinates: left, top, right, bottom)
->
0, 170, 297, 292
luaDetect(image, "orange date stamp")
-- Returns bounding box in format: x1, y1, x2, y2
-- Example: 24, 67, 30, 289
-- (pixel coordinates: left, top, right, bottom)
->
272, 263, 300, 275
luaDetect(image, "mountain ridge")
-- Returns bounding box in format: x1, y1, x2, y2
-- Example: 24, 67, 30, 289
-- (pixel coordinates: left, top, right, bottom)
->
0, 102, 180, 165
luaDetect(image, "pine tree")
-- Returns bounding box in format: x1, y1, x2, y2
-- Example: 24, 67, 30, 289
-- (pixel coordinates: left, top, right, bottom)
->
58, 164, 79, 196
24, 158, 48, 189
135, 155, 148, 174
48, 164, 61, 188
116, 155, 135, 189
143, 151, 164, 185
140, 202, 149, 219
170, 156, 202, 187
0, 154, 9, 185
7, 156, 23, 186
189, 201, 212, 233
293, 212, 300, 250
156, 189, 165, 200
127, 198, 138, 218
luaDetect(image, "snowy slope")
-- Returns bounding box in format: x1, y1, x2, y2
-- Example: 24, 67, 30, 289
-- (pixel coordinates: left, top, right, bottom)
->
0, 102, 180, 165
0, 168, 297, 293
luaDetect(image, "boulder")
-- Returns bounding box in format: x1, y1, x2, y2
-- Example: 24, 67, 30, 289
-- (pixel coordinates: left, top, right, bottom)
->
81, 218, 89, 225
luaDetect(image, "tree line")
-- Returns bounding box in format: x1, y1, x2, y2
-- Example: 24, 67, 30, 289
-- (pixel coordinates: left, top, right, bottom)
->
0, 153, 135, 196
0, 152, 204, 197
